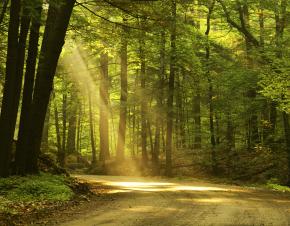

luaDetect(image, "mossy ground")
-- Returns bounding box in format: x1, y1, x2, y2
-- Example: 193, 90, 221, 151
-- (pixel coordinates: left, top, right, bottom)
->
0, 173, 74, 215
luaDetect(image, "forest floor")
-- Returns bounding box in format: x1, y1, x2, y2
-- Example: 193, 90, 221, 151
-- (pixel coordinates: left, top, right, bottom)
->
35, 175, 290, 226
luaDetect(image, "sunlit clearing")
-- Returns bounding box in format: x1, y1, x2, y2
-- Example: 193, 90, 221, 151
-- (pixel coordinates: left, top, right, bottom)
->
102, 181, 228, 192
177, 198, 228, 203
174, 186, 225, 191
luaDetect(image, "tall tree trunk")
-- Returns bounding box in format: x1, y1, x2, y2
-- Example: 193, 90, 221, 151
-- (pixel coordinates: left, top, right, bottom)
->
193, 88, 201, 149
18, 0, 75, 174
88, 91, 96, 166
226, 113, 235, 175
165, 0, 176, 177
76, 101, 83, 161
205, 0, 216, 172
15, 0, 43, 175
116, 21, 128, 161
54, 93, 62, 163
282, 112, 290, 183
66, 88, 77, 154
239, 1, 260, 149
0, 0, 21, 177
153, 29, 166, 175
139, 26, 148, 167
60, 88, 67, 167
99, 52, 110, 162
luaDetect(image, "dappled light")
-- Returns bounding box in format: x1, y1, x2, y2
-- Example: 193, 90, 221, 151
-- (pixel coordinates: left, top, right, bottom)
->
1, 0, 290, 225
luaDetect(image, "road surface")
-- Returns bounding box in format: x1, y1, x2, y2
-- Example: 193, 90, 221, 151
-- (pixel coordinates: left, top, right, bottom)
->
60, 175, 290, 226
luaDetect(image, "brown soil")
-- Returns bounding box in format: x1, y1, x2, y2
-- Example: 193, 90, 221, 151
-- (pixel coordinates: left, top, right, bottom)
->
54, 175, 290, 226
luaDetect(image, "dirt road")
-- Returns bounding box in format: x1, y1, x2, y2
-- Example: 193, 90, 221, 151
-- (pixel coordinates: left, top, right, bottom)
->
60, 175, 290, 226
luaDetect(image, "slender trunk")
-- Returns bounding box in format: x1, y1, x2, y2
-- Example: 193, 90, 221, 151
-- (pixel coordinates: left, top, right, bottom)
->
116, 21, 128, 161
54, 94, 62, 163
215, 114, 220, 145
205, 0, 216, 172
153, 29, 165, 174
76, 102, 82, 161
226, 114, 235, 175
282, 113, 290, 183
60, 90, 67, 167
99, 52, 110, 162
166, 0, 176, 177
193, 90, 201, 149
0, 0, 21, 177
66, 90, 77, 154
147, 120, 154, 160
140, 27, 148, 167
89, 91, 96, 166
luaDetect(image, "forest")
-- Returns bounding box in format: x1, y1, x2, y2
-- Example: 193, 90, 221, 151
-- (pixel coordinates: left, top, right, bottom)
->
0, 0, 290, 225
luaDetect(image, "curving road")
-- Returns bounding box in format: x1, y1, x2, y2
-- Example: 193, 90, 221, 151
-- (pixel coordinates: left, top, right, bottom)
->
60, 175, 290, 226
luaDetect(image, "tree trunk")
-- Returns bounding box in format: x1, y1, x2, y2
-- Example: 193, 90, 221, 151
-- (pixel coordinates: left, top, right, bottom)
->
165, 0, 176, 177
153, 29, 166, 175
193, 90, 201, 149
0, 0, 21, 177
88, 91, 96, 166
205, 0, 216, 172
60, 89, 67, 167
282, 112, 290, 183
116, 21, 128, 161
99, 52, 110, 162
139, 27, 148, 167
54, 94, 62, 164
18, 0, 76, 174
66, 89, 77, 154
15, 0, 43, 175
76, 101, 83, 161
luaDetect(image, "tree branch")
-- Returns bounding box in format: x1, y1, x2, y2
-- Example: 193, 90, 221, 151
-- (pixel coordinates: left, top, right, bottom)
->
217, 0, 260, 47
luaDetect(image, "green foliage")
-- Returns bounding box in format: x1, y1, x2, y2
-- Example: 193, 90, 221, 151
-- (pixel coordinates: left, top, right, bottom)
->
0, 173, 73, 213
266, 178, 290, 192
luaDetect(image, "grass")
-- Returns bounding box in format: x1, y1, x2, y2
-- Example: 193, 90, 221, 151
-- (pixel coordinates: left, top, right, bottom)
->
0, 173, 74, 214
266, 183, 290, 192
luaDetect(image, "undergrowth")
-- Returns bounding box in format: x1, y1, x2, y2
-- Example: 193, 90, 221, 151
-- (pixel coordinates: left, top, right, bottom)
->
0, 173, 73, 214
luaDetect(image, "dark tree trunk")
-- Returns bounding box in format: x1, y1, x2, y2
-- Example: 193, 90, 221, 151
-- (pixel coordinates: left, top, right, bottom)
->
99, 52, 110, 162
18, 0, 76, 174
205, 0, 216, 172
116, 22, 128, 161
139, 29, 148, 167
15, 0, 43, 175
282, 113, 290, 183
193, 90, 201, 149
165, 0, 176, 177
0, 0, 21, 177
